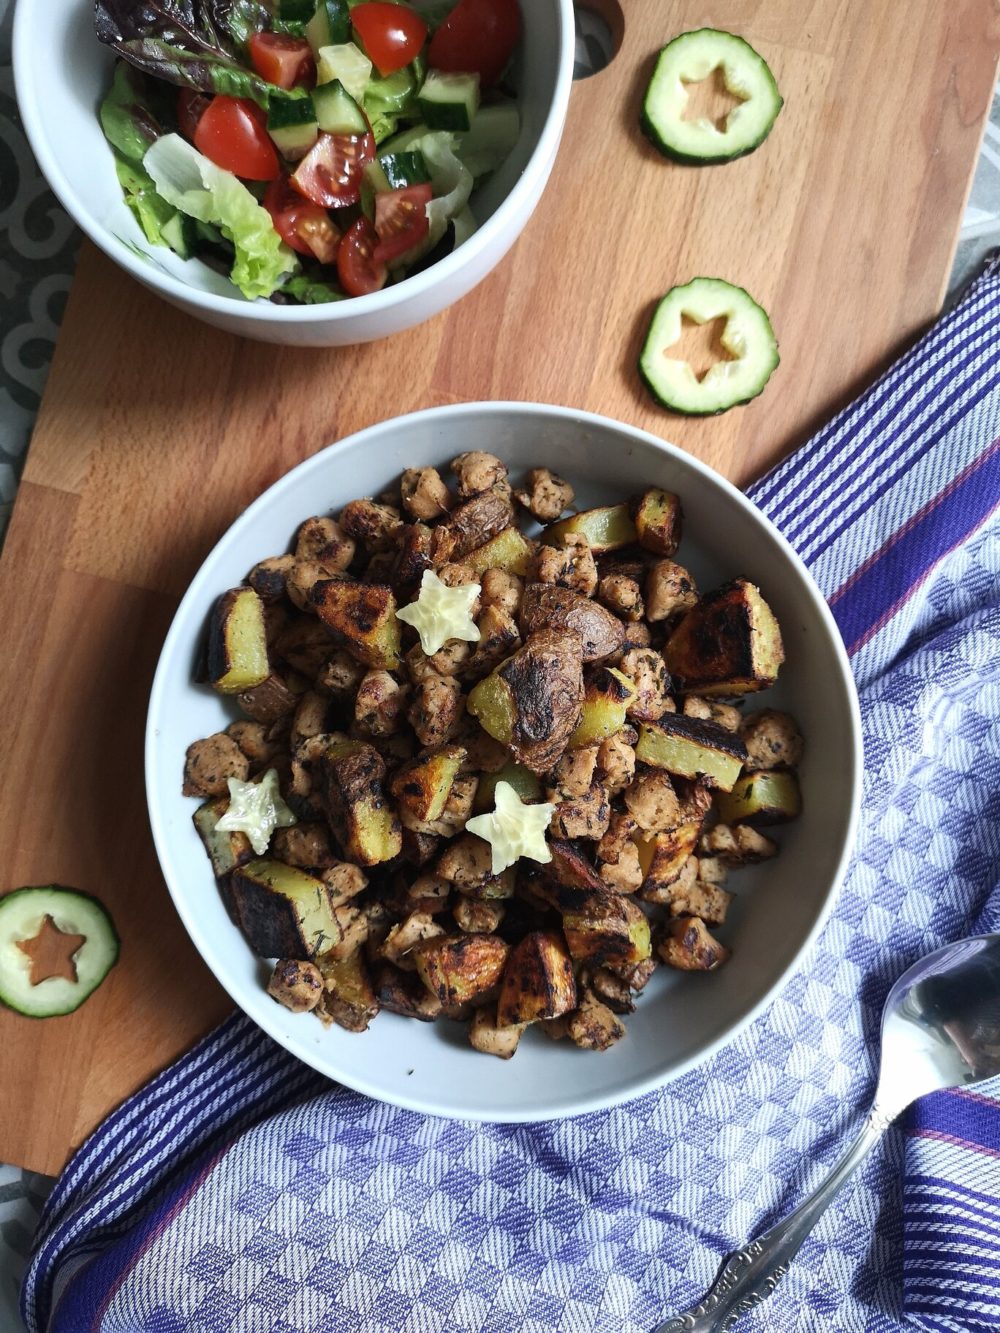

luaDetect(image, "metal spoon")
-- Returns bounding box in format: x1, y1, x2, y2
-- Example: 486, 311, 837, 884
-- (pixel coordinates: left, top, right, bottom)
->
655, 933, 1000, 1332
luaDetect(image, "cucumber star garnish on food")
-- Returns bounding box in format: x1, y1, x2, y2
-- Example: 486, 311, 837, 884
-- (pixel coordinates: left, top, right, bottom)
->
214, 768, 297, 856
465, 780, 556, 876
396, 567, 482, 656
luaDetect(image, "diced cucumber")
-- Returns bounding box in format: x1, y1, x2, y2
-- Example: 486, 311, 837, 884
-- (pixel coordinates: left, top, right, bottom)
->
378, 123, 430, 157
417, 70, 480, 131
0, 886, 119, 1018
639, 277, 779, 415
317, 42, 372, 103
160, 211, 197, 259
360, 157, 392, 219
641, 28, 783, 164
306, 0, 351, 53
313, 79, 368, 134
454, 101, 519, 178
267, 90, 319, 159
380, 150, 430, 188
278, 0, 316, 22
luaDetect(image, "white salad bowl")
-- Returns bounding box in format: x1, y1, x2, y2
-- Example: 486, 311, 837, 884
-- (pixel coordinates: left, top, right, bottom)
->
13, 0, 574, 346
146, 403, 863, 1122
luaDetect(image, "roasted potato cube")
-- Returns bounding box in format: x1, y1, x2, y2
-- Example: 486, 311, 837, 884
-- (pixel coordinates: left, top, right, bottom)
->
629, 487, 683, 556
319, 950, 379, 1031
468, 1005, 525, 1059
274, 617, 336, 679
183, 733, 250, 797
193, 796, 255, 877
587, 966, 636, 1014
311, 580, 402, 670
519, 584, 624, 662
374, 963, 443, 1021
716, 771, 802, 825
567, 990, 626, 1051
700, 822, 778, 864
465, 526, 534, 578
740, 710, 804, 769
400, 772, 477, 838
267, 959, 324, 1013
207, 588, 269, 694
658, 917, 731, 971
435, 488, 514, 562
496, 930, 577, 1026
390, 745, 465, 823
636, 822, 703, 899
561, 891, 651, 971
568, 668, 636, 747
635, 715, 747, 791
467, 629, 584, 773
473, 760, 542, 812
237, 672, 303, 725
664, 579, 785, 695
230, 860, 341, 959
320, 740, 402, 866
545, 839, 605, 892
391, 524, 434, 594
542, 504, 638, 555
411, 932, 510, 1006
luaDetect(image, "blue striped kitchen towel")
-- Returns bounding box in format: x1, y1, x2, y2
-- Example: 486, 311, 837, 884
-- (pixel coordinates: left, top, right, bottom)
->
21, 256, 1000, 1333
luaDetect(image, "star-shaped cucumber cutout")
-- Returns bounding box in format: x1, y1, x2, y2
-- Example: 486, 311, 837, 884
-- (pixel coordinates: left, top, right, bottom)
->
396, 568, 482, 656
17, 916, 87, 985
465, 780, 556, 876
214, 768, 296, 856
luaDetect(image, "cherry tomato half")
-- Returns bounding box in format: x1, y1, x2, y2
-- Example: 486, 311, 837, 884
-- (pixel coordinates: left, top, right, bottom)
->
248, 32, 316, 89
427, 0, 520, 87
177, 88, 211, 143
291, 131, 375, 208
193, 96, 279, 180
373, 183, 431, 265
337, 217, 388, 296
264, 176, 341, 263
351, 1, 428, 75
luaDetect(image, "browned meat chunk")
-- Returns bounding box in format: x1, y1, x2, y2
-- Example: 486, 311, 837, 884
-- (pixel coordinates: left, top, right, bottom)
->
480, 567, 524, 617
587, 967, 635, 1014
295, 516, 356, 571
377, 912, 446, 970
354, 670, 409, 737
623, 768, 680, 833
657, 917, 731, 971
320, 861, 369, 906
567, 990, 626, 1051
645, 560, 699, 623
451, 451, 508, 496
408, 674, 464, 747
238, 673, 302, 725
392, 524, 434, 592
291, 690, 330, 746
462, 605, 520, 677
248, 554, 296, 602
700, 822, 778, 864
454, 897, 506, 934
740, 710, 804, 769
274, 619, 335, 679
316, 650, 365, 697
547, 782, 611, 841
531, 534, 598, 597
657, 877, 733, 926
272, 822, 337, 870
514, 468, 574, 522
596, 732, 636, 792
183, 733, 249, 797
427, 639, 473, 675
596, 813, 643, 893
618, 648, 672, 722
468, 1006, 524, 1059
267, 959, 323, 1013
401, 466, 452, 521
339, 498, 403, 551
226, 720, 279, 769
598, 574, 644, 622
550, 744, 599, 798
683, 696, 742, 731
436, 833, 495, 889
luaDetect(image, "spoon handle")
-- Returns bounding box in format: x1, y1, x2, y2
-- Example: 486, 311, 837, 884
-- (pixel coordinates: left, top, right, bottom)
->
653, 1105, 893, 1332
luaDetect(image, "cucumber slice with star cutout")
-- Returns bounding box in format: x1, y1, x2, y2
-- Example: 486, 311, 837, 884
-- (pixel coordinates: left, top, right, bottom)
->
639, 277, 779, 415
0, 886, 119, 1018
642, 29, 783, 165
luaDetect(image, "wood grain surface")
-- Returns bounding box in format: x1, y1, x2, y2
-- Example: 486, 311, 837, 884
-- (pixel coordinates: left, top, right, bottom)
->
3, 0, 999, 1175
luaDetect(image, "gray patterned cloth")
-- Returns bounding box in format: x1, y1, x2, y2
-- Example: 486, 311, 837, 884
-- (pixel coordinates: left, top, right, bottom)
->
0, 0, 998, 1324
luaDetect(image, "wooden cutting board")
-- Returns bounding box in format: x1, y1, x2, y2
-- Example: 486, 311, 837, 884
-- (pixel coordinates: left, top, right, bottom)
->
3, 0, 998, 1176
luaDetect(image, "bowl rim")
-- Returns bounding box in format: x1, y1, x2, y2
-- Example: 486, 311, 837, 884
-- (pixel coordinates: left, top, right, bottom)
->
12, 0, 576, 324
145, 401, 864, 1121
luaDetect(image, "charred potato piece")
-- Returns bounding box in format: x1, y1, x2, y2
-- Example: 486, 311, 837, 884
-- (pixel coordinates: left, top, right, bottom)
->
411, 932, 510, 1006
311, 580, 402, 670
207, 588, 269, 694
636, 823, 703, 898
192, 796, 254, 877
320, 740, 402, 866
474, 760, 542, 813
436, 488, 514, 562
545, 839, 605, 892
716, 771, 802, 825
635, 715, 747, 791
664, 579, 785, 696
183, 733, 249, 797
496, 929, 577, 1026
389, 745, 465, 823
629, 488, 683, 556
658, 917, 731, 971
568, 668, 637, 747
468, 1005, 525, 1058
319, 950, 379, 1032
237, 672, 304, 725
519, 584, 624, 662
391, 524, 434, 594
561, 891, 651, 971
542, 504, 637, 555
465, 527, 534, 578
230, 860, 342, 959
267, 959, 324, 1013
374, 963, 443, 1021
467, 629, 584, 774
567, 990, 626, 1051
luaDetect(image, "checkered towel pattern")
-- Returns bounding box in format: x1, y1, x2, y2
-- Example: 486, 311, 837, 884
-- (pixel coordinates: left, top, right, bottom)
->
21, 258, 1000, 1333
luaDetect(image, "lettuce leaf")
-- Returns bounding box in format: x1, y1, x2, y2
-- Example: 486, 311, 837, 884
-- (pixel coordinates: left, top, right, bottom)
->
144, 134, 297, 298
